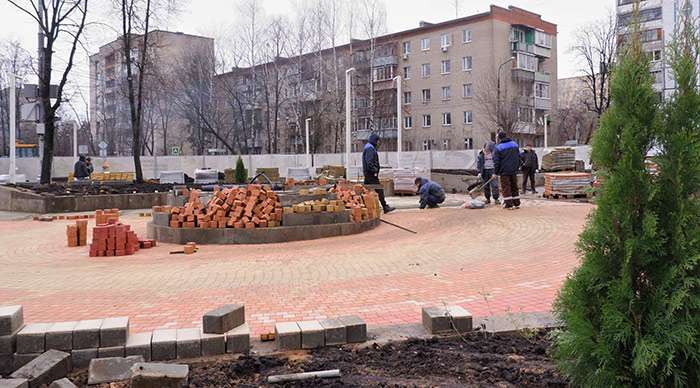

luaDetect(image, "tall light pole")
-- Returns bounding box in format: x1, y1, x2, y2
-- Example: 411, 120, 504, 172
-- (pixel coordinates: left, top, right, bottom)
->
543, 113, 550, 150
305, 117, 311, 168
393, 75, 402, 169
345, 68, 355, 179
73, 121, 79, 158
9, 74, 18, 184
496, 57, 515, 131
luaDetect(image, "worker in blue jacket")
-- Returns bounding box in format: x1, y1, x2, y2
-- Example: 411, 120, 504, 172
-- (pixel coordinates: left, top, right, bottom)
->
493, 131, 521, 209
363, 133, 394, 213
415, 177, 446, 209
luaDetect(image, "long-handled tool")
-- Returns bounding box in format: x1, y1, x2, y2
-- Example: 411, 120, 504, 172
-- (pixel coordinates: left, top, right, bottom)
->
380, 218, 417, 234
468, 176, 496, 199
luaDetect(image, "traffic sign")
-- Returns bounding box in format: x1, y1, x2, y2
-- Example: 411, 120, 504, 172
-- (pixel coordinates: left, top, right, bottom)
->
98, 141, 108, 150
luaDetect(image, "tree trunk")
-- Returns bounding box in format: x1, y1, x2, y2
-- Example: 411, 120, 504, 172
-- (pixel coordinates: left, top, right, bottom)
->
40, 45, 54, 184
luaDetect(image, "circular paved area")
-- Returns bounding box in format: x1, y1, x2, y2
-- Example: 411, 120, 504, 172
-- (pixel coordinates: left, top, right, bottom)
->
0, 199, 592, 335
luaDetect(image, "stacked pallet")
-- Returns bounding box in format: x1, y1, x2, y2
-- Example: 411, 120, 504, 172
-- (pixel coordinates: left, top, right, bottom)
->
330, 184, 381, 223
286, 198, 347, 214
95, 209, 120, 225
544, 172, 593, 196
89, 222, 140, 257
392, 167, 430, 194
66, 220, 88, 247
541, 148, 576, 172
169, 186, 283, 229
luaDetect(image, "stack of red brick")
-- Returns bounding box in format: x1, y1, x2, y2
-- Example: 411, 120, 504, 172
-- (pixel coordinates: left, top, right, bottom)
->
89, 221, 140, 257
66, 220, 88, 247
169, 185, 283, 229
330, 184, 381, 223
95, 209, 120, 225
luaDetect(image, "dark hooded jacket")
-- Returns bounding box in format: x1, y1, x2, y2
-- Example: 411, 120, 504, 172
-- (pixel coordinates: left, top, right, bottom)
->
362, 133, 381, 181
416, 177, 446, 209
520, 149, 539, 170
73, 157, 90, 179
494, 137, 520, 176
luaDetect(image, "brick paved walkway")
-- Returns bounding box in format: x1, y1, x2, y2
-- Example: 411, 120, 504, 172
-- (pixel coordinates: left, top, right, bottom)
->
0, 199, 592, 336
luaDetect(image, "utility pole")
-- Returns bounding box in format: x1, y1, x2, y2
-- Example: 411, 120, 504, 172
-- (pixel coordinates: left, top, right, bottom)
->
305, 118, 311, 168
393, 75, 402, 169
37, 0, 46, 169
345, 68, 355, 179
9, 75, 17, 184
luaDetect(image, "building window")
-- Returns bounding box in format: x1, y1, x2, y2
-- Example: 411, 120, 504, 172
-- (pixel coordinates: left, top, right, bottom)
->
441, 86, 451, 100
652, 70, 663, 84
463, 111, 473, 124
442, 112, 452, 126
423, 140, 430, 151
535, 31, 552, 48
421, 63, 431, 78
618, 7, 662, 26
422, 114, 431, 127
440, 33, 451, 48
649, 49, 662, 62
403, 66, 411, 79
535, 82, 550, 99
462, 83, 472, 98
421, 38, 430, 51
404, 116, 413, 129
402, 41, 411, 54
422, 88, 431, 103
464, 137, 474, 150
403, 91, 412, 104
516, 53, 536, 71
462, 56, 472, 71
462, 29, 472, 43
440, 60, 451, 74
443, 139, 450, 149
373, 66, 394, 82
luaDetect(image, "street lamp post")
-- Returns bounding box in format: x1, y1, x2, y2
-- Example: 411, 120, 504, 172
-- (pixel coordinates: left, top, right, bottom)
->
496, 57, 516, 131
305, 117, 311, 168
345, 68, 355, 179
393, 75, 402, 169
9, 74, 18, 184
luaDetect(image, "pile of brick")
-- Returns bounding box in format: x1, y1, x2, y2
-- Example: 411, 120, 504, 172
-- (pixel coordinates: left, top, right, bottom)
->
169, 186, 283, 229
330, 184, 381, 223
95, 209, 120, 225
298, 187, 328, 196
66, 220, 88, 247
89, 222, 140, 257
285, 198, 347, 214
139, 239, 157, 249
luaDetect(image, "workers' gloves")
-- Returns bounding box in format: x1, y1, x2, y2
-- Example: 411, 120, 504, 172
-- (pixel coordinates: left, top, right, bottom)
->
477, 173, 482, 179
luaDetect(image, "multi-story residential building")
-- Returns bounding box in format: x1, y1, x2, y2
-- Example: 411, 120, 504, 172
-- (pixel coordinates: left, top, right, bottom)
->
216, 5, 557, 155
616, 0, 700, 100
89, 30, 214, 156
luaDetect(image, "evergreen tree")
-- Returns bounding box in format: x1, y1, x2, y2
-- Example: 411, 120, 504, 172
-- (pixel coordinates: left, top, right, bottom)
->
235, 156, 248, 184
554, 3, 700, 386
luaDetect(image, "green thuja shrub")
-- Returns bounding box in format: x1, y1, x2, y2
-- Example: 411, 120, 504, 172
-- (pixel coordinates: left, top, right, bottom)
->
235, 156, 248, 184
553, 4, 700, 387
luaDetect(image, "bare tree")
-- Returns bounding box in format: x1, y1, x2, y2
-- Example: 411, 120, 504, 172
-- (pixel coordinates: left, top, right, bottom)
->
0, 40, 32, 156
357, 0, 387, 131
571, 11, 617, 119
474, 67, 522, 137
6, 0, 89, 183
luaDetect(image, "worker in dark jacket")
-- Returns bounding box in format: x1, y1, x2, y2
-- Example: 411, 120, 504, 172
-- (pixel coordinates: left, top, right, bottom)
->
520, 144, 538, 194
73, 155, 90, 180
494, 131, 521, 209
415, 177, 445, 209
363, 133, 394, 213
476, 141, 500, 204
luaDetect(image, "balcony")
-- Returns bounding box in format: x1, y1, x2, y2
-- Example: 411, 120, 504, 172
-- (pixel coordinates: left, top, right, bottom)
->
535, 97, 551, 110
534, 45, 551, 58
535, 72, 551, 83
512, 68, 535, 82
372, 56, 398, 67
513, 121, 536, 135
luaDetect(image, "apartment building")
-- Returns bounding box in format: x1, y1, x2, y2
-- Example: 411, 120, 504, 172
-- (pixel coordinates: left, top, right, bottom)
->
89, 30, 214, 156
215, 5, 557, 155
617, 0, 700, 100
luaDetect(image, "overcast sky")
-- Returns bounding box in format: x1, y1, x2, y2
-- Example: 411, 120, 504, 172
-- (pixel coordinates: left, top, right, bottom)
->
0, 0, 614, 92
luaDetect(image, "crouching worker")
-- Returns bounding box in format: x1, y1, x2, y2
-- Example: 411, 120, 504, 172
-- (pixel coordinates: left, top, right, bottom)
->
415, 177, 446, 209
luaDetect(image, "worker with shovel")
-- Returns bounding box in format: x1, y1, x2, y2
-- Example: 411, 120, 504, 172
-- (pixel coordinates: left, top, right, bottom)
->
494, 131, 522, 209
476, 142, 500, 205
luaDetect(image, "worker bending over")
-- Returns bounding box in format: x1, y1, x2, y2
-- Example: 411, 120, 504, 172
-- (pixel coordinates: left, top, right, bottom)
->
415, 177, 446, 209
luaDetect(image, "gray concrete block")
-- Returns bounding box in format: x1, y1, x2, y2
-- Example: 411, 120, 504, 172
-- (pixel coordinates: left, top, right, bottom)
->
274, 322, 301, 350
48, 378, 76, 388
99, 317, 129, 347
1, 354, 14, 376
10, 349, 71, 388
44, 322, 77, 352
0, 306, 23, 337
0, 378, 28, 388
97, 346, 124, 358
297, 321, 324, 349
339, 316, 367, 343
421, 306, 472, 334
87, 356, 144, 385
12, 354, 38, 371
70, 349, 97, 370
200, 333, 224, 357
202, 304, 245, 334
150, 330, 176, 361
175, 329, 200, 360
72, 319, 102, 350
319, 319, 346, 346
129, 362, 188, 388
0, 328, 21, 355
225, 324, 250, 354
16, 324, 50, 354
125, 332, 152, 361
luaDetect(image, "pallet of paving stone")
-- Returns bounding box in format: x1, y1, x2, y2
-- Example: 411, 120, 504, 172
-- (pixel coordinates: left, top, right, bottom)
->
543, 172, 593, 197
541, 148, 576, 172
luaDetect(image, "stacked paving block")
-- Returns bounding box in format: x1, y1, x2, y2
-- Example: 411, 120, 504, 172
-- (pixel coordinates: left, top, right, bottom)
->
329, 184, 381, 222
65, 221, 88, 247
94, 209, 120, 225
10, 349, 71, 388
89, 223, 141, 257
202, 304, 249, 355
138, 239, 156, 249
0, 305, 24, 376
421, 305, 473, 335
274, 315, 367, 351
287, 198, 347, 214
169, 186, 283, 229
